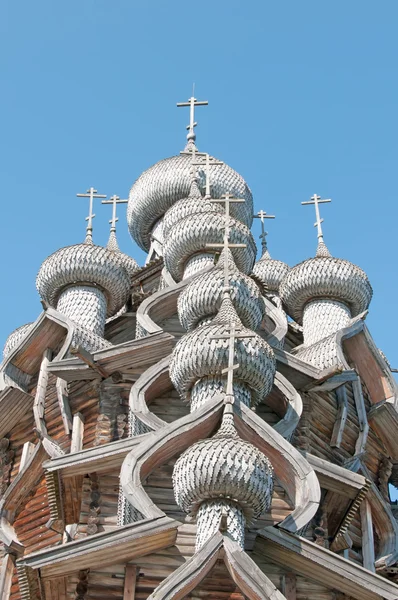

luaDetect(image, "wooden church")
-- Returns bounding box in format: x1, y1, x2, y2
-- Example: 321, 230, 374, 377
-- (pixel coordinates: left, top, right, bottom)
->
1, 95, 398, 600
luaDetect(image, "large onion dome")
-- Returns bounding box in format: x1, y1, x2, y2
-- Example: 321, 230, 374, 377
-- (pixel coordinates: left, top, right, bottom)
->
170, 296, 275, 406
279, 242, 372, 324
178, 249, 265, 331
163, 212, 256, 282
36, 243, 131, 317
173, 408, 273, 518
127, 152, 253, 251
3, 323, 33, 359
252, 244, 290, 294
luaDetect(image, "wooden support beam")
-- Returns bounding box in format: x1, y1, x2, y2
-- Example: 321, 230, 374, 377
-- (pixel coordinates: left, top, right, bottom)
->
308, 370, 358, 392
123, 565, 138, 600
331, 385, 348, 448
70, 413, 85, 454
352, 376, 369, 455
70, 345, 109, 378
0, 553, 15, 600
33, 348, 52, 436
19, 442, 35, 472
281, 572, 296, 600
56, 378, 72, 435
361, 500, 376, 572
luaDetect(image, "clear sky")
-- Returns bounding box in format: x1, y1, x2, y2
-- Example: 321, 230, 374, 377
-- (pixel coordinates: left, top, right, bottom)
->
0, 0, 397, 372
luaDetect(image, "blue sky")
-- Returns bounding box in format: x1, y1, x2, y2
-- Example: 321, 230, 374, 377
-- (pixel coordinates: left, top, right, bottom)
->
0, 0, 397, 374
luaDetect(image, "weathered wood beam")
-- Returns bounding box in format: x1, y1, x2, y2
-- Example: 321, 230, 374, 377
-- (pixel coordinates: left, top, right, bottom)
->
0, 553, 15, 600
330, 385, 348, 448
352, 376, 369, 456
280, 573, 296, 600
17, 516, 177, 579
361, 499, 376, 572
70, 412, 85, 454
307, 370, 357, 392
302, 452, 368, 499
257, 527, 398, 600
33, 348, 52, 437
70, 345, 109, 378
0, 387, 34, 439
56, 378, 72, 435
123, 565, 138, 600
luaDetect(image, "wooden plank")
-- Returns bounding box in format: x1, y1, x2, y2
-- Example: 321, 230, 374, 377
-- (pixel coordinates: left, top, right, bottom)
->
19, 442, 35, 472
257, 528, 398, 600
330, 386, 348, 448
0, 554, 15, 600
361, 500, 375, 572
123, 565, 138, 600
352, 376, 369, 455
33, 348, 52, 435
56, 378, 72, 435
281, 572, 296, 600
71, 413, 85, 454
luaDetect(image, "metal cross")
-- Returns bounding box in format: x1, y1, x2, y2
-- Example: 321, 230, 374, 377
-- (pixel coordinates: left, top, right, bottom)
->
211, 321, 252, 402
301, 194, 331, 240
101, 194, 128, 232
192, 153, 224, 198
76, 187, 107, 242
206, 194, 246, 290
253, 210, 275, 251
177, 93, 208, 142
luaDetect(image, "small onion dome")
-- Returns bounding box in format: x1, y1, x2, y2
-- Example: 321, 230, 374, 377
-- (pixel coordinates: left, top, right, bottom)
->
173, 408, 273, 518
252, 248, 290, 294
36, 243, 131, 318
170, 296, 275, 405
178, 249, 264, 331
3, 323, 33, 359
128, 153, 253, 251
162, 180, 223, 241
279, 251, 373, 325
163, 212, 256, 282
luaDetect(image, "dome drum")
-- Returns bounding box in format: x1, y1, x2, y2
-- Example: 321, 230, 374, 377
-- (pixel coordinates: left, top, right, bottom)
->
57, 285, 108, 337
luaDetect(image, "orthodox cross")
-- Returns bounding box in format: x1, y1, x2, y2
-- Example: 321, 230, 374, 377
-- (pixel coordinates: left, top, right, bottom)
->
253, 209, 275, 252
301, 194, 331, 241
76, 187, 107, 242
205, 193, 246, 290
177, 93, 208, 143
101, 194, 128, 232
212, 320, 253, 403
191, 152, 224, 198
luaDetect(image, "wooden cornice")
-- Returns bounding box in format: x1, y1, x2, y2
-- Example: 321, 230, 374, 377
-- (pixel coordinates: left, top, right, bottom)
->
257, 527, 398, 600
48, 331, 174, 382
16, 515, 177, 583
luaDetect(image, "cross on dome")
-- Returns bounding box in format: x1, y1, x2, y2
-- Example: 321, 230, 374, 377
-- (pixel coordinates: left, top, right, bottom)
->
192, 153, 224, 198
102, 195, 128, 232
301, 194, 332, 257
254, 210, 275, 255
205, 194, 246, 291
177, 90, 208, 149
76, 187, 107, 244
211, 320, 252, 403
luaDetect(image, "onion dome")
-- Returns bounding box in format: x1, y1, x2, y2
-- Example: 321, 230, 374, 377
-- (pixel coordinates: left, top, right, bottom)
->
279, 241, 372, 324
36, 243, 131, 318
178, 249, 265, 331
162, 179, 223, 241
170, 296, 275, 406
3, 323, 33, 359
252, 243, 290, 294
127, 152, 253, 251
163, 212, 256, 282
173, 407, 274, 518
